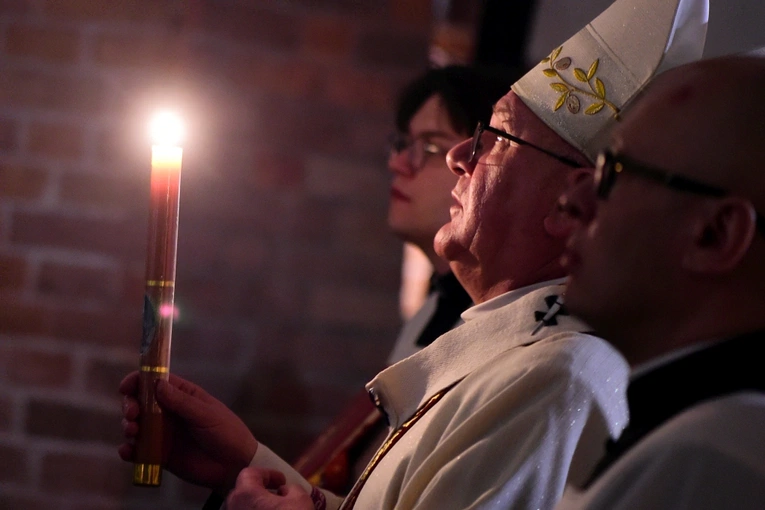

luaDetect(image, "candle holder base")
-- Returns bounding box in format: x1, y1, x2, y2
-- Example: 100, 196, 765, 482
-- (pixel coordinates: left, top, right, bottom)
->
133, 463, 162, 487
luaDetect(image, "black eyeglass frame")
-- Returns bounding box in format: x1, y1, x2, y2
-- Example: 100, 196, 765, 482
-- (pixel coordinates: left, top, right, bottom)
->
469, 122, 582, 168
595, 149, 765, 237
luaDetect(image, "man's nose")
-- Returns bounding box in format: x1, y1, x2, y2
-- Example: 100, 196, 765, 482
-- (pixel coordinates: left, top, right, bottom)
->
559, 174, 597, 225
446, 137, 474, 177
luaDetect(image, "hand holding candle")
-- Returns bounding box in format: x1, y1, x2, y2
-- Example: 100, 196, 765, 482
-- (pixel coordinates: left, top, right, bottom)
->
134, 111, 185, 487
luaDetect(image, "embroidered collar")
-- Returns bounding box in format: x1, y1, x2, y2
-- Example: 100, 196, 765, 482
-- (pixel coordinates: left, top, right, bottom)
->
461, 277, 567, 322
367, 280, 587, 429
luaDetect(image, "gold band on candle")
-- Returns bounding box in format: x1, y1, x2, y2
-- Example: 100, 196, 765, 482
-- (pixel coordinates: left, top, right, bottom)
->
140, 365, 169, 374
133, 463, 162, 486
146, 280, 175, 287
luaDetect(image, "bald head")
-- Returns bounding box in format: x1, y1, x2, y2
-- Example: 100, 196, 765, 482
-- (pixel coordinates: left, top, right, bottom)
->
561, 56, 765, 363
614, 56, 765, 213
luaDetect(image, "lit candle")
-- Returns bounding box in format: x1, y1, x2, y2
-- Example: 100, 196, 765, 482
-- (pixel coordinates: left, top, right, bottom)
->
133, 111, 185, 487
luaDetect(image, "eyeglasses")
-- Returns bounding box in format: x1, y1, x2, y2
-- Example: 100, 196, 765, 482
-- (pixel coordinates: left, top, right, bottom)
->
595, 149, 765, 236
469, 122, 582, 168
388, 132, 448, 173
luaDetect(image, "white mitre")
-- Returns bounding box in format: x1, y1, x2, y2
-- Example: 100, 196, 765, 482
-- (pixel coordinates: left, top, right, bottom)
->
512, 0, 709, 162
744, 46, 765, 58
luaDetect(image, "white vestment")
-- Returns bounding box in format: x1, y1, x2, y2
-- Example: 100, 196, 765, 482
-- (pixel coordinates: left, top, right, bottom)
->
251, 281, 628, 510
555, 393, 765, 510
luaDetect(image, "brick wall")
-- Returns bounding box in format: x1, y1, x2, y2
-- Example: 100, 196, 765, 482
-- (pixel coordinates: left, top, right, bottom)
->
0, 1, 430, 508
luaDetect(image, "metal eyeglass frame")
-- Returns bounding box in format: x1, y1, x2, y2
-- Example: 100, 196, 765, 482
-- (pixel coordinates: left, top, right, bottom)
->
469, 121, 582, 168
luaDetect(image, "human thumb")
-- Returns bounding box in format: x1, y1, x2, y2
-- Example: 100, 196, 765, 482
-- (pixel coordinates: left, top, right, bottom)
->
155, 379, 213, 426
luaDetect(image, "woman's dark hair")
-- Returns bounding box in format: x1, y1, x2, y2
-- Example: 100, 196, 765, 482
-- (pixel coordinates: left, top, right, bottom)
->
395, 65, 523, 136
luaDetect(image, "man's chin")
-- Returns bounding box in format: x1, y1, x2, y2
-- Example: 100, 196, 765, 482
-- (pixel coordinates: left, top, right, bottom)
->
434, 225, 467, 263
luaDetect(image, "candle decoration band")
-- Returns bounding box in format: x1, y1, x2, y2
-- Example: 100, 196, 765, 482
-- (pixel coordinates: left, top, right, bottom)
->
133, 463, 162, 486
146, 280, 175, 288
140, 365, 169, 374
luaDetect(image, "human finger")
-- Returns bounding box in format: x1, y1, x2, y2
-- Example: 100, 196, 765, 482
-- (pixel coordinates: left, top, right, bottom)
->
155, 379, 213, 423
122, 395, 139, 420
236, 467, 287, 491
118, 371, 140, 396
117, 442, 135, 462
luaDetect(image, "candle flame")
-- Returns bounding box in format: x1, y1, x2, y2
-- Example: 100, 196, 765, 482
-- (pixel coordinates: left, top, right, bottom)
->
149, 111, 185, 147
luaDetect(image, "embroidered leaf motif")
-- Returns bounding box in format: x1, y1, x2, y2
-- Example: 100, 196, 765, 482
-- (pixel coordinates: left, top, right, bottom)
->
541, 57, 550, 63
587, 59, 599, 80
539, 45, 619, 117
594, 78, 606, 99
574, 68, 588, 82
585, 102, 605, 115
554, 57, 571, 70
551, 46, 562, 62
550, 83, 569, 93
554, 94, 567, 111
566, 94, 581, 113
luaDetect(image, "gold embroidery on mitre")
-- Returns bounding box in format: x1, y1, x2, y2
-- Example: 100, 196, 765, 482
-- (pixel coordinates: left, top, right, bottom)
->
541, 46, 620, 118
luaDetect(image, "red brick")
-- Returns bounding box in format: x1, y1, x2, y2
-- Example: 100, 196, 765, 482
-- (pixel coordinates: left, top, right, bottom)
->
94, 31, 185, 70
204, 4, 301, 51
246, 150, 305, 191
52, 306, 140, 349
170, 321, 247, 365
0, 492, 50, 510
235, 359, 313, 419
322, 68, 398, 113
346, 114, 392, 159
391, 0, 432, 27
2, 346, 72, 388
0, 0, 31, 16
0, 116, 19, 152
268, 0, 387, 18
303, 155, 385, 200
5, 23, 81, 63
294, 329, 390, 379
170, 276, 235, 318
233, 273, 305, 319
60, 170, 148, 211
84, 357, 135, 399
0, 393, 12, 431
302, 15, 356, 58
0, 444, 28, 484
356, 28, 429, 68
0, 253, 27, 291
26, 399, 121, 444
252, 96, 351, 155
120, 269, 144, 306
227, 52, 322, 99
0, 298, 48, 337
0, 67, 106, 114
43, 0, 184, 24
0, 163, 48, 199
10, 211, 145, 260
94, 124, 153, 169
27, 120, 85, 160
308, 283, 399, 328
37, 261, 120, 302
40, 452, 131, 497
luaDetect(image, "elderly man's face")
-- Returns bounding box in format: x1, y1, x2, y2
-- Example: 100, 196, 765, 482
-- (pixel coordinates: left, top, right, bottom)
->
434, 91, 581, 296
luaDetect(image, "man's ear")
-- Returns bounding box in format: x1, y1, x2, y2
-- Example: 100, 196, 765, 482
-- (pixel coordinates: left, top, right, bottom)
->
682, 198, 757, 273
544, 167, 593, 239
